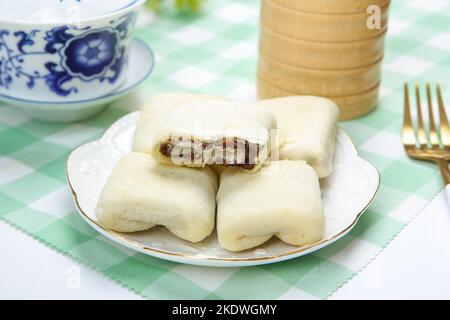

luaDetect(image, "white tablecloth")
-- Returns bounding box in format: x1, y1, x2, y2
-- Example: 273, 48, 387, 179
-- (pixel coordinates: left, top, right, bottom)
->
1, 190, 449, 299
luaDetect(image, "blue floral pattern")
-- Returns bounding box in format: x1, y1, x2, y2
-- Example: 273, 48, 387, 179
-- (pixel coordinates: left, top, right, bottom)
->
64, 30, 118, 78
0, 12, 136, 97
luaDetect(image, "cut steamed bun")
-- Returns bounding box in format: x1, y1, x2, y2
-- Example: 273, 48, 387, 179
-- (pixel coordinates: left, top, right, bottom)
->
151, 99, 277, 173
133, 93, 223, 154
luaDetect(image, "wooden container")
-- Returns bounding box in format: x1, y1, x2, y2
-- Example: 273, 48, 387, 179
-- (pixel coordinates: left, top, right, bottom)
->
270, 0, 390, 14
260, 0, 389, 42
257, 75, 379, 120
259, 25, 386, 69
258, 55, 382, 96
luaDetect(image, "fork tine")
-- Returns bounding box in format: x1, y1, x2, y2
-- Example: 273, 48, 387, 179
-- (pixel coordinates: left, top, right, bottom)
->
404, 83, 412, 127
403, 84, 450, 184
437, 85, 450, 148
426, 83, 440, 148
402, 83, 416, 147
415, 84, 428, 147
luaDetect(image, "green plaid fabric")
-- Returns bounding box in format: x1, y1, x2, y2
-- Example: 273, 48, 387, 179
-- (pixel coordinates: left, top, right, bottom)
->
1, 0, 449, 299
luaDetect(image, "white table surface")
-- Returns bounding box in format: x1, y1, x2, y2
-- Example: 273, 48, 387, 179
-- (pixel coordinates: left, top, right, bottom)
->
1, 189, 449, 300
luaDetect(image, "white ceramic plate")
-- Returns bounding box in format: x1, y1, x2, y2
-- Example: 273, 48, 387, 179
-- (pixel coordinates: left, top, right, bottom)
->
67, 112, 380, 267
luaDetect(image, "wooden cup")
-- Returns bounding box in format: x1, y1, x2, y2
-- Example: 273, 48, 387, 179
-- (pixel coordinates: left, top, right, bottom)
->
260, 0, 389, 42
258, 55, 382, 97
257, 75, 380, 120
270, 0, 390, 14
259, 25, 386, 69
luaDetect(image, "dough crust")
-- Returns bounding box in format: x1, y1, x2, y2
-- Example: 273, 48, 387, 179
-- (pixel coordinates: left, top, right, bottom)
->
217, 161, 324, 252
151, 99, 277, 173
260, 96, 339, 178
133, 93, 223, 154
96, 153, 218, 243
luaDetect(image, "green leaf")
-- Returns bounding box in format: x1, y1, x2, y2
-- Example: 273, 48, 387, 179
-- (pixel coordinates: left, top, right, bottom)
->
188, 0, 201, 11
145, 0, 204, 12
175, 0, 186, 10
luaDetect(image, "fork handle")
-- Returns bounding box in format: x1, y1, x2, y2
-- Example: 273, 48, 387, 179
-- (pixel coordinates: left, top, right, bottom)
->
437, 159, 450, 185
446, 185, 450, 207
436, 159, 450, 205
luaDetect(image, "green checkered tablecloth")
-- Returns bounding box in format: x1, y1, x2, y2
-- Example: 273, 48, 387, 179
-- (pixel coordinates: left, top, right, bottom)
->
1, 0, 449, 299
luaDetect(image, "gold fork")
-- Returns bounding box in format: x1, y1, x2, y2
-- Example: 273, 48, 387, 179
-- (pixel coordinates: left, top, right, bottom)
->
403, 83, 450, 186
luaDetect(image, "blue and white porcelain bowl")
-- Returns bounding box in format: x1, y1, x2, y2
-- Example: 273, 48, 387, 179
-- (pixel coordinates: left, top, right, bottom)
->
0, 0, 146, 121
